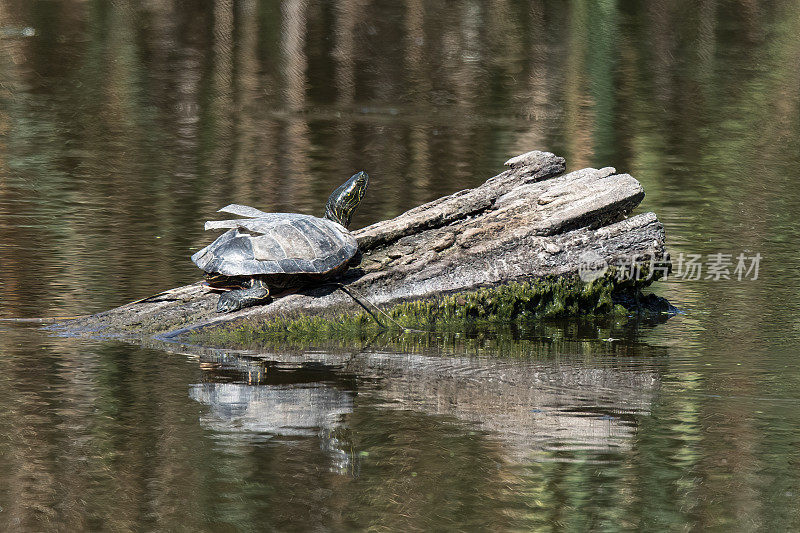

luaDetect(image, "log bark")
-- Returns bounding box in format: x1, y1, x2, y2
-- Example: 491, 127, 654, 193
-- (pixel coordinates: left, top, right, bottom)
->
51, 151, 671, 340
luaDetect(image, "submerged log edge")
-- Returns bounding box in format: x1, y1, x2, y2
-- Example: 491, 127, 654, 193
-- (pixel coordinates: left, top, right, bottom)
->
50, 150, 673, 342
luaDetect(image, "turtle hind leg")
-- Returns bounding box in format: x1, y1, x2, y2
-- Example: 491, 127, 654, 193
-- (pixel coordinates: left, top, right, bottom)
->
216, 278, 270, 313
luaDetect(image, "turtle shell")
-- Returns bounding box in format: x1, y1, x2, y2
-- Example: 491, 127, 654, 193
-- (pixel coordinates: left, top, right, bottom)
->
191, 211, 357, 277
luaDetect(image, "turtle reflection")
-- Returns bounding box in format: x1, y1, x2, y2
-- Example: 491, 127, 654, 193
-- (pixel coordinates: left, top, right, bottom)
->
189, 363, 358, 475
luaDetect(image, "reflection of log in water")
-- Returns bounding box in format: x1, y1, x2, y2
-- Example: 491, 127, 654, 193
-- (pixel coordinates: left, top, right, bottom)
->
352, 353, 657, 459
195, 348, 659, 461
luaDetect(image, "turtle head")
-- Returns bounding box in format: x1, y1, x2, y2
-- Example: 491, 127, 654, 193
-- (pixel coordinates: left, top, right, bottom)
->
325, 171, 369, 228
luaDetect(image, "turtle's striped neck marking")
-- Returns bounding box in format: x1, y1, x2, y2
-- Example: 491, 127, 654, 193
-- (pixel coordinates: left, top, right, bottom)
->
325, 171, 369, 228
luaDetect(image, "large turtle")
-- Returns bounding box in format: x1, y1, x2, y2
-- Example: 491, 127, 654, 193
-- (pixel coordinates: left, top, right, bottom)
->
192, 171, 369, 312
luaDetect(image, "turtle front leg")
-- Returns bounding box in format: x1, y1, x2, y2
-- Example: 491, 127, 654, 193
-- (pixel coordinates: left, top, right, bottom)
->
216, 278, 270, 313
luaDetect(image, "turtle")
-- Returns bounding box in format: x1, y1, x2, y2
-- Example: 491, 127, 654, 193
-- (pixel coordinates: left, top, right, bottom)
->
191, 171, 369, 313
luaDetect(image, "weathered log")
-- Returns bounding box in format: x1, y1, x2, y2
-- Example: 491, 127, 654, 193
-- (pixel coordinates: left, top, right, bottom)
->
51, 150, 671, 341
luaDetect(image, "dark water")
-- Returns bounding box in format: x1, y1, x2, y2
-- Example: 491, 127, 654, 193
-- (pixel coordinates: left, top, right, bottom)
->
1, 0, 800, 530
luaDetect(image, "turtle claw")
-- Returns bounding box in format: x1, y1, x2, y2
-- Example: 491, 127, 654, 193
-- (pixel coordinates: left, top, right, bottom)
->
216, 285, 270, 313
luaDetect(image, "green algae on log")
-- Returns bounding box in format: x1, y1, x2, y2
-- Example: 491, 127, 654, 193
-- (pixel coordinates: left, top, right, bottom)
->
49, 150, 673, 343
187, 276, 625, 346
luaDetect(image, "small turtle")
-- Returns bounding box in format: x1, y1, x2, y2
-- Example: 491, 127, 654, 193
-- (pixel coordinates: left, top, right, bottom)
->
192, 171, 369, 312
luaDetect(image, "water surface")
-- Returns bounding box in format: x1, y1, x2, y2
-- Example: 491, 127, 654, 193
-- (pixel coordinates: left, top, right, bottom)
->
1, 1, 800, 530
